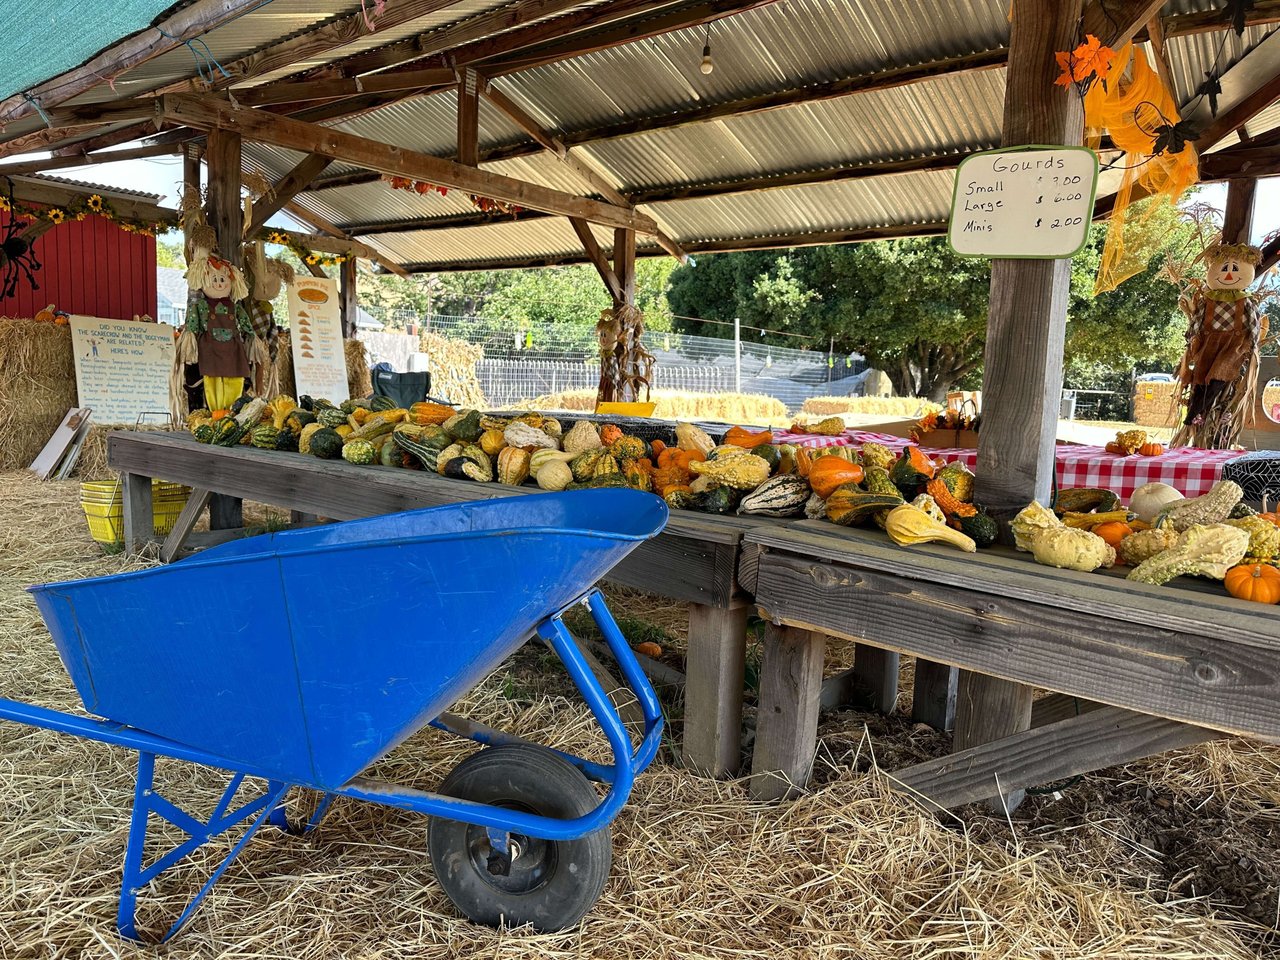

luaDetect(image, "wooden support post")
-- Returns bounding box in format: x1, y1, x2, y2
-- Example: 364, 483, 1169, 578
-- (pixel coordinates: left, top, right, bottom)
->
911, 659, 958, 732
1223, 178, 1257, 244
750, 623, 826, 800
682, 600, 749, 777
613, 228, 636, 307
456, 68, 480, 166
569, 217, 622, 302
340, 257, 358, 339
962, 0, 1085, 811
160, 488, 212, 563
204, 127, 244, 532
122, 472, 153, 556
851, 644, 899, 714
894, 706, 1221, 811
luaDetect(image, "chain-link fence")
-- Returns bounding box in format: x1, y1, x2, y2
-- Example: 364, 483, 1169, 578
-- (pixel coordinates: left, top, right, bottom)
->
389, 312, 868, 408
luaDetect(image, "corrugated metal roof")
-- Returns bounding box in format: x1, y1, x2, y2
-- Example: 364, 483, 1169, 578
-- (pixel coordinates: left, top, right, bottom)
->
21, 172, 162, 202
5, 0, 1276, 271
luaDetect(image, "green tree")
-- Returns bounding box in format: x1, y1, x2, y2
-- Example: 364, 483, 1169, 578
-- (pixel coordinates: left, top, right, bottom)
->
157, 241, 184, 269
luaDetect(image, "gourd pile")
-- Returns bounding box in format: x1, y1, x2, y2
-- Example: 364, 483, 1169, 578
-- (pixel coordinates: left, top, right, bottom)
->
183, 399, 997, 553
1013, 479, 1280, 604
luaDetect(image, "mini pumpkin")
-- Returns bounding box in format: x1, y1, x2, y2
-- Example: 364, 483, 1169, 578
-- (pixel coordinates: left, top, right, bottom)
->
1092, 520, 1133, 549
1224, 563, 1280, 604
599, 423, 623, 445
1138, 442, 1165, 457
808, 455, 866, 499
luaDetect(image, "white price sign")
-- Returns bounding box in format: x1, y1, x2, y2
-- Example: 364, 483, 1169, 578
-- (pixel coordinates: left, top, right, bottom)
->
948, 146, 1099, 259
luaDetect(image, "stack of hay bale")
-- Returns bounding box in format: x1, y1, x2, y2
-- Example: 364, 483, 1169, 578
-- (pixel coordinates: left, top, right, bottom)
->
0, 318, 77, 470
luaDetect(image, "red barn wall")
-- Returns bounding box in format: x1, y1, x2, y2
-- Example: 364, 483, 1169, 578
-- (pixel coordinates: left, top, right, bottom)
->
0, 213, 157, 320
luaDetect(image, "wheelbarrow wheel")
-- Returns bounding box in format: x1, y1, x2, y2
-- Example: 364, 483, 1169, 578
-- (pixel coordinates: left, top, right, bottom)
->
428, 744, 611, 931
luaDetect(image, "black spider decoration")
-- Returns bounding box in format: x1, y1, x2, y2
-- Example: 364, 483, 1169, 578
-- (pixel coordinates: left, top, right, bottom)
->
0, 177, 41, 299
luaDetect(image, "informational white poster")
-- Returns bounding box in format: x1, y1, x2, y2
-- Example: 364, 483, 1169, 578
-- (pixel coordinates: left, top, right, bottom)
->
948, 146, 1099, 259
69, 316, 174, 425
286, 276, 349, 403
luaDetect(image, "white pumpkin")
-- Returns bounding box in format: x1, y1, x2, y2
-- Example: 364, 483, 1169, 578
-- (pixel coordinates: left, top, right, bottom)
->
1129, 481, 1184, 524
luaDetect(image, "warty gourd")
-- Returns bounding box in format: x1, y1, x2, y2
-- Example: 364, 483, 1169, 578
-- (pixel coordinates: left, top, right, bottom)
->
1027, 526, 1115, 572
1127, 524, 1250, 586
1158, 480, 1243, 531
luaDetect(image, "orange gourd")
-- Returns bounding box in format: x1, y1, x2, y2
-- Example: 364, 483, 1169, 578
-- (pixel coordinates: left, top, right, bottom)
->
1224, 563, 1280, 604
1138, 442, 1165, 456
925, 476, 977, 519
1092, 520, 1133, 549
793, 447, 813, 479
599, 424, 623, 445
211, 409, 230, 420
408, 402, 455, 426
1104, 441, 1126, 455
808, 456, 866, 499
650, 439, 667, 459
723, 425, 773, 449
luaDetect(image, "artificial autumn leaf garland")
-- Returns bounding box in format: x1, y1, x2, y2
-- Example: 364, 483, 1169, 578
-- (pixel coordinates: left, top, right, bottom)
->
1054, 33, 1116, 94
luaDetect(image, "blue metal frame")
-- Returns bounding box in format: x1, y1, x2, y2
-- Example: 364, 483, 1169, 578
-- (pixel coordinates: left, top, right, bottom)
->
0, 589, 663, 942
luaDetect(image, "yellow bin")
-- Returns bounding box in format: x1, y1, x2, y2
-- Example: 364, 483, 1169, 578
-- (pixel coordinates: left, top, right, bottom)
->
595, 401, 657, 418
80, 481, 191, 546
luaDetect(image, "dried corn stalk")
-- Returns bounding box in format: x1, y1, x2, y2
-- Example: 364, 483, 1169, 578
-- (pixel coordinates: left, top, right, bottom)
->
596, 304, 654, 404
420, 332, 486, 408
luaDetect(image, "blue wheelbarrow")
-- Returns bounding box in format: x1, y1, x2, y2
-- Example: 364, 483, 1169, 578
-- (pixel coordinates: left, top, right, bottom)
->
0, 489, 668, 942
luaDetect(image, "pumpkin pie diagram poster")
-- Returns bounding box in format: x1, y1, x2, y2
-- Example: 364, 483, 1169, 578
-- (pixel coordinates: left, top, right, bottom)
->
69, 315, 174, 424
286, 276, 349, 403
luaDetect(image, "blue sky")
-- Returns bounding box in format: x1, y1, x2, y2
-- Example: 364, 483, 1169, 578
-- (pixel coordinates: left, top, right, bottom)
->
46, 152, 1280, 249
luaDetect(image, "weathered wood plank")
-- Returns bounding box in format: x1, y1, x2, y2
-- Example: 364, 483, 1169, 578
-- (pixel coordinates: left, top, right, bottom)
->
569, 217, 622, 301
819, 666, 860, 711
1030, 693, 1103, 728
911, 659, 958, 732
160, 488, 212, 563
752, 549, 1280, 741
893, 706, 1220, 810
122, 472, 153, 556
954, 672, 1034, 809
851, 645, 899, 714
456, 68, 480, 167
750, 623, 826, 800
158, 94, 657, 235
683, 600, 749, 777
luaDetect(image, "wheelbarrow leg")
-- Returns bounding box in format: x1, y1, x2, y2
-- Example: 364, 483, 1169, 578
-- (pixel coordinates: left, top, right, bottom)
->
268, 788, 337, 836
116, 752, 291, 943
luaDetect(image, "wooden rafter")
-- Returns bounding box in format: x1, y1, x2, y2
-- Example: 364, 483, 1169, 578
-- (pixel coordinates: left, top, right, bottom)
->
569, 217, 622, 301
244, 154, 334, 237
0, 0, 264, 126
157, 94, 656, 234
232, 68, 456, 107
1083, 0, 1166, 49
457, 69, 480, 166
279, 200, 410, 279
0, 142, 180, 178
7, 177, 176, 224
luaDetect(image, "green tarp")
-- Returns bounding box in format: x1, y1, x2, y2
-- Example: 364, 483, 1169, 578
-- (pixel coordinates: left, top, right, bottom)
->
0, 1, 181, 103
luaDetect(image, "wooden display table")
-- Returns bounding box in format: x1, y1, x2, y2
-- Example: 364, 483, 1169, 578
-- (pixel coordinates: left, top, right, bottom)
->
107, 431, 758, 778
740, 521, 1280, 805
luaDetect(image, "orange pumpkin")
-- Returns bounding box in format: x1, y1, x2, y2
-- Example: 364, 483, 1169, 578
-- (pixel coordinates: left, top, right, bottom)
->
1092, 520, 1133, 549
1104, 441, 1126, 455
1138, 442, 1165, 457
723, 425, 773, 449
1224, 563, 1280, 604
650, 439, 667, 459
599, 424, 623, 445
211, 409, 230, 420
808, 455, 866, 499
793, 446, 813, 479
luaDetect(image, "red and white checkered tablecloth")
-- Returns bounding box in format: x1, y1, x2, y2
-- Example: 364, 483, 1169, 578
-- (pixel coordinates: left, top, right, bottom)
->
773, 429, 1241, 500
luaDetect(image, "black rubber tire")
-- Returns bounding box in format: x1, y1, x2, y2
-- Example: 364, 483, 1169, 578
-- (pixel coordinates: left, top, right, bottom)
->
428, 744, 612, 931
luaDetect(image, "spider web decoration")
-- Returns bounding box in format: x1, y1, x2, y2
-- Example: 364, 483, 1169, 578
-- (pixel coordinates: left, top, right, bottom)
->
0, 178, 41, 299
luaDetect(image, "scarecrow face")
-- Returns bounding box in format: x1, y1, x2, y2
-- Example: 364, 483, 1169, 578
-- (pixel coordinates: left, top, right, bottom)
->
1207, 255, 1256, 291
202, 261, 234, 299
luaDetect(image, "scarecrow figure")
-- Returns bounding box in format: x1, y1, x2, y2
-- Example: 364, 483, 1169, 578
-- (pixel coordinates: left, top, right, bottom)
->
1172, 241, 1269, 449
244, 241, 294, 397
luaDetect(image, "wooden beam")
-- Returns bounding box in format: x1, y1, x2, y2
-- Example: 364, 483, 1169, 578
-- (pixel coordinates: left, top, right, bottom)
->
280, 201, 410, 278
0, 0, 265, 125
683, 601, 749, 777
1262, 233, 1280, 273
456, 69, 480, 166
7, 177, 176, 225
1222, 177, 1258, 244
481, 84, 564, 155
911, 660, 958, 732
0, 124, 115, 162
851, 645, 899, 713
965, 0, 1085, 813
232, 69, 456, 107
0, 142, 180, 178
1146, 15, 1177, 99
1199, 143, 1280, 180
569, 217, 622, 301
894, 706, 1220, 811
1190, 32, 1280, 149
346, 209, 554, 235
750, 623, 826, 801
614, 228, 636, 306
244, 154, 334, 237
1083, 0, 1167, 49
158, 94, 656, 235
1139, 0, 1280, 41
340, 258, 358, 339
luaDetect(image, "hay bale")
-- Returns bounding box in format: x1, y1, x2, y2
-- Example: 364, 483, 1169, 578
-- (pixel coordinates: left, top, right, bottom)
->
1132, 381, 1179, 428
526, 388, 789, 425
802, 396, 941, 418
274, 333, 372, 401
0, 319, 77, 470
420, 332, 486, 408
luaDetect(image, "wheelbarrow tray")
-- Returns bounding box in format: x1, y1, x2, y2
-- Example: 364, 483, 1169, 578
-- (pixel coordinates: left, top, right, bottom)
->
29, 489, 666, 791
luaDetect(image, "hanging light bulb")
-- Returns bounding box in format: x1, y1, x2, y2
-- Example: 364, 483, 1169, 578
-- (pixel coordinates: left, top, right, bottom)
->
700, 26, 714, 75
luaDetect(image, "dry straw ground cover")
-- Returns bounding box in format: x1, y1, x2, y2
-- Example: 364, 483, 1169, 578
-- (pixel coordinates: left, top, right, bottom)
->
0, 472, 1269, 959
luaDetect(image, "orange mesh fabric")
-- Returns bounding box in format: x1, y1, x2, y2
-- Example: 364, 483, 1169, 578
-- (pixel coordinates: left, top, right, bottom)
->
1084, 44, 1199, 293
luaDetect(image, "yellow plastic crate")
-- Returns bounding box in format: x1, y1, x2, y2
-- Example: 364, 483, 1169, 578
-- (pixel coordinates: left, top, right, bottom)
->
81, 487, 190, 545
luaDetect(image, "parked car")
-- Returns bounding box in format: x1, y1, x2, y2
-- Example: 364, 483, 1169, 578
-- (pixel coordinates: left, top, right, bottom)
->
1137, 373, 1175, 382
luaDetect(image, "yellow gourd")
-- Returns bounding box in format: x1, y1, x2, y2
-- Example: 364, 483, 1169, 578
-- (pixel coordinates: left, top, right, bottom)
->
884, 504, 976, 552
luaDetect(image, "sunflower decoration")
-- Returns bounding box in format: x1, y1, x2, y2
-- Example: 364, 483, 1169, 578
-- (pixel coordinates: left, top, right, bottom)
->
46, 208, 66, 225
305, 254, 319, 265
85, 194, 104, 214
266, 230, 289, 245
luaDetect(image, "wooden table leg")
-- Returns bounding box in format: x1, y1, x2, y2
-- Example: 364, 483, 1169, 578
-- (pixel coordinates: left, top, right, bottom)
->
683, 600, 749, 778
122, 471, 153, 557
160, 488, 212, 563
290, 510, 320, 527
912, 659, 958, 732
851, 644, 899, 714
953, 670, 1034, 811
750, 623, 826, 800
209, 493, 242, 530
